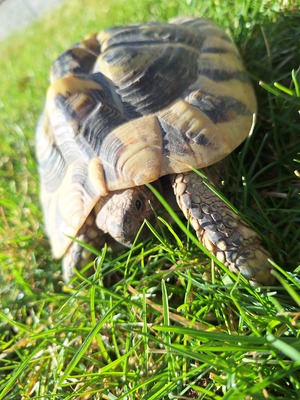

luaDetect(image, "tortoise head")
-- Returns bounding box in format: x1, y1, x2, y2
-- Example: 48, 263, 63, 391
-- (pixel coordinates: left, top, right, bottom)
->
95, 184, 161, 246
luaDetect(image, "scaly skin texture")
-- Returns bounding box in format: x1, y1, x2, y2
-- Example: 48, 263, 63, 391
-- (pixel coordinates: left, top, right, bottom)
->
172, 170, 274, 285
95, 185, 162, 246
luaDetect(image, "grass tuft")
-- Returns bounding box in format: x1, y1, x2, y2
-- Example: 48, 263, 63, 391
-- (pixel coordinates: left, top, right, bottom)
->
0, 0, 299, 398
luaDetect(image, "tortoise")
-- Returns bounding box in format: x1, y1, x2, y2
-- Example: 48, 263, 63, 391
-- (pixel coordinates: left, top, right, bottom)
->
36, 17, 274, 285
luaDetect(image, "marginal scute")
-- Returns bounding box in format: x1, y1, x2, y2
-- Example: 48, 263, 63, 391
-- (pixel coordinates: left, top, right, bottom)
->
47, 73, 103, 102
88, 158, 108, 197
51, 34, 100, 81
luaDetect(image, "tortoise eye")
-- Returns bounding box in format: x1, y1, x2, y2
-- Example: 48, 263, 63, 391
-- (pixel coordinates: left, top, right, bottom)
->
135, 198, 143, 212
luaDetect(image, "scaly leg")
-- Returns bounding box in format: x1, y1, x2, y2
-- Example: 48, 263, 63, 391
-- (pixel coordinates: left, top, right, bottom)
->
172, 170, 274, 285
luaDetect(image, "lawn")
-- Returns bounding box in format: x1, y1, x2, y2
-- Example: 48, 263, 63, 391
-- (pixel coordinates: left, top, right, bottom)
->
0, 0, 300, 398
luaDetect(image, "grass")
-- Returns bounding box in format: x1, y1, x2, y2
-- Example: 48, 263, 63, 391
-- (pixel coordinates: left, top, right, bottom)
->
0, 0, 300, 398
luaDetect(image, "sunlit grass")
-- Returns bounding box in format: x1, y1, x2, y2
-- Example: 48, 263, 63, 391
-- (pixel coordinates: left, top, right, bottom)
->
0, 0, 299, 398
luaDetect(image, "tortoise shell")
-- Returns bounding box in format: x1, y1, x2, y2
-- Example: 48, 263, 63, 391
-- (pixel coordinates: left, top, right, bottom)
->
36, 17, 257, 258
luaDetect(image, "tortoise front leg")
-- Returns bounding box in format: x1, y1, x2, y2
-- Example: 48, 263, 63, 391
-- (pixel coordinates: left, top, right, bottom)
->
62, 210, 106, 282
172, 170, 274, 285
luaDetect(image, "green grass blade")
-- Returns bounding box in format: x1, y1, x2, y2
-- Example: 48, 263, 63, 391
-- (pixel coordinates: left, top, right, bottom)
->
58, 299, 124, 385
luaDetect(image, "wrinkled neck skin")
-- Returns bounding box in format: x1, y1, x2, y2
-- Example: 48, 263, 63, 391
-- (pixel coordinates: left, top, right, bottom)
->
95, 181, 163, 246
